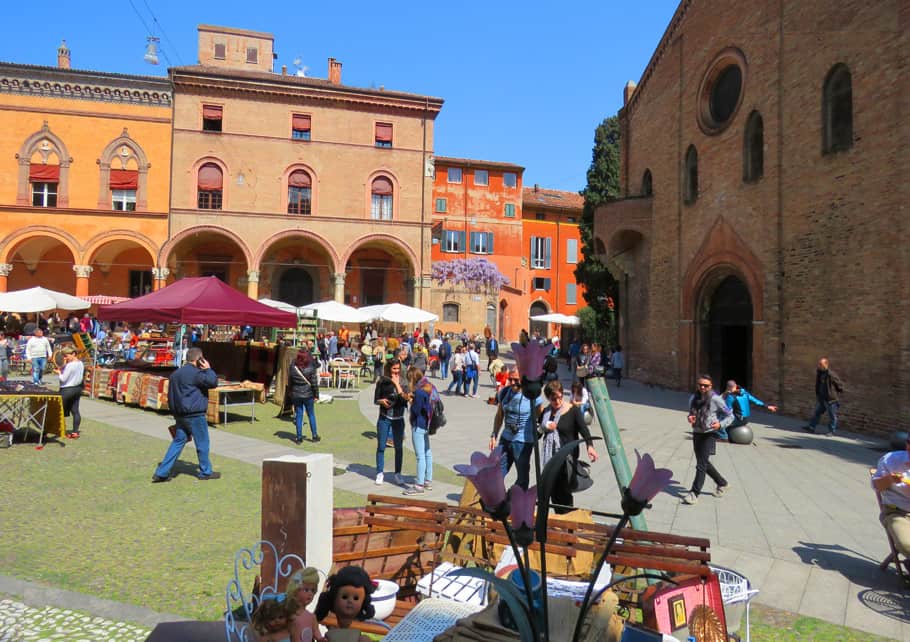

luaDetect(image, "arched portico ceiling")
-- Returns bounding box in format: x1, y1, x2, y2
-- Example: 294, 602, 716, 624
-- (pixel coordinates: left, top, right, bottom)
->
2, 231, 78, 270
83, 232, 157, 269
257, 232, 337, 273
341, 234, 417, 275
160, 226, 252, 271
607, 228, 647, 277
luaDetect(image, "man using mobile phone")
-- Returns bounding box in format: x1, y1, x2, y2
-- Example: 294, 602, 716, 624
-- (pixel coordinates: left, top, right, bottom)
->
152, 347, 219, 483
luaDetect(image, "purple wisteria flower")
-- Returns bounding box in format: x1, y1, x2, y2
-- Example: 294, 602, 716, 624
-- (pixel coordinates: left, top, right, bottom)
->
454, 451, 507, 515
432, 258, 509, 293
621, 451, 674, 516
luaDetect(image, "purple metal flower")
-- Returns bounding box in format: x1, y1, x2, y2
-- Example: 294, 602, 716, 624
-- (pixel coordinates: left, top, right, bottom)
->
622, 451, 673, 515
454, 451, 507, 511
511, 341, 548, 380
509, 484, 537, 530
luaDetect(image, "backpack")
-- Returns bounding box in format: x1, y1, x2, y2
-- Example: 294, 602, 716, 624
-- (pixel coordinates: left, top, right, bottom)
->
428, 387, 446, 435
544, 354, 558, 373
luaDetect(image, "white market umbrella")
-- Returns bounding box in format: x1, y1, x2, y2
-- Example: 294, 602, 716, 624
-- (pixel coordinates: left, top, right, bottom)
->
0, 286, 90, 313
258, 298, 303, 315
298, 300, 368, 323
360, 303, 438, 323
530, 312, 580, 326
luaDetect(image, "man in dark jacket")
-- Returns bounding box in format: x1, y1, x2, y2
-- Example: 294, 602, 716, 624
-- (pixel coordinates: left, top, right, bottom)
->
152, 347, 219, 482
803, 357, 844, 436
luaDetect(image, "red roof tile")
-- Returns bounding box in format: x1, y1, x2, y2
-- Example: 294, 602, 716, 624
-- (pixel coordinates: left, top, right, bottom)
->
522, 187, 584, 210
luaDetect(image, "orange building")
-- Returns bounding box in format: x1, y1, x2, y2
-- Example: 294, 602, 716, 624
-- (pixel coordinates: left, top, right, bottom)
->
163, 26, 443, 307
0, 43, 172, 298
429, 157, 584, 341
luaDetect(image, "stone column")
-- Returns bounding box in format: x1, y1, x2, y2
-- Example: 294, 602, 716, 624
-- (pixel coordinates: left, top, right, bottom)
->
151, 267, 170, 291
0, 263, 12, 292
333, 272, 345, 303
247, 270, 260, 300
73, 265, 93, 297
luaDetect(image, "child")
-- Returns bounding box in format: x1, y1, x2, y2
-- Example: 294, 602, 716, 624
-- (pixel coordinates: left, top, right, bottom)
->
251, 595, 296, 642
286, 567, 325, 642
314, 566, 374, 642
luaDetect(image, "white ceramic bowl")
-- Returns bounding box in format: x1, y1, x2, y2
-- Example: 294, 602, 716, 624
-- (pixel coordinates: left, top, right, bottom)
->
371, 579, 400, 621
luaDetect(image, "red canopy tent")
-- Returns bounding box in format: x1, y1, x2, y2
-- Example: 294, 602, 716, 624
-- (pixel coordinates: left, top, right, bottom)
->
96, 276, 297, 327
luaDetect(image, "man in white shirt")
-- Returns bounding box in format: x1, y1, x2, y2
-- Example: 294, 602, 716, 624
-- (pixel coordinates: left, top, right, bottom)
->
872, 435, 910, 561
25, 329, 53, 384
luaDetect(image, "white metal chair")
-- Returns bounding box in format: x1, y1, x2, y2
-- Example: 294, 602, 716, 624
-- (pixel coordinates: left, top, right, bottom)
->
317, 367, 333, 389
709, 565, 759, 642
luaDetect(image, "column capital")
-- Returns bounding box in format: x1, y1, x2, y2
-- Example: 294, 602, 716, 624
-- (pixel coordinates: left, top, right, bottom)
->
247, 270, 260, 284
73, 265, 93, 278
333, 272, 346, 285
0, 263, 12, 277
151, 267, 170, 280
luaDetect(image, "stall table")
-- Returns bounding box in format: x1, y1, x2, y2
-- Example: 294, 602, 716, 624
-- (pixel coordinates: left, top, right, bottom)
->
0, 382, 65, 444
207, 385, 256, 425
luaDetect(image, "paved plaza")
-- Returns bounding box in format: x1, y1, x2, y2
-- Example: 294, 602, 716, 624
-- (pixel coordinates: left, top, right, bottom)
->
2, 365, 908, 640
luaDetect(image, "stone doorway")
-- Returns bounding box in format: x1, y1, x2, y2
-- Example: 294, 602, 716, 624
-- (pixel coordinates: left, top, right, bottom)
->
278, 267, 314, 307
701, 275, 753, 389
529, 301, 549, 340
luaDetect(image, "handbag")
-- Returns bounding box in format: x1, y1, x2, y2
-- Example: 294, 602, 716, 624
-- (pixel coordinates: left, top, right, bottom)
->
569, 458, 593, 493
575, 365, 589, 378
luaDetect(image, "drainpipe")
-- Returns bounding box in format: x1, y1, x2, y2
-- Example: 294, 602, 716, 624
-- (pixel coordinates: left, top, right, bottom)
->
419, 98, 428, 308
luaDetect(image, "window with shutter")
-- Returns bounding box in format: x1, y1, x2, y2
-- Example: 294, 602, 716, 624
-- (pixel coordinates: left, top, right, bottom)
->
566, 238, 578, 264
375, 122, 393, 148
202, 105, 223, 132
292, 114, 311, 141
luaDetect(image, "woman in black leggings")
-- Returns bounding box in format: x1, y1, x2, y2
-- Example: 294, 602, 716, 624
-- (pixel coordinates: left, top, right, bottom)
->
56, 348, 85, 439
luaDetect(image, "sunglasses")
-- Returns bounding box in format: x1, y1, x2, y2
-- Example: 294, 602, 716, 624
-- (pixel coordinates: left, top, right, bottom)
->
509, 378, 520, 383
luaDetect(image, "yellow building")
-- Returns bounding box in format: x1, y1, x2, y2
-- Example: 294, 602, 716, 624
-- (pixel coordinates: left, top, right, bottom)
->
0, 42, 172, 297
163, 26, 444, 306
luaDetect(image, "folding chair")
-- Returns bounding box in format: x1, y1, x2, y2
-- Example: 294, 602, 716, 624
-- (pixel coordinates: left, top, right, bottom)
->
709, 565, 759, 642
870, 469, 910, 586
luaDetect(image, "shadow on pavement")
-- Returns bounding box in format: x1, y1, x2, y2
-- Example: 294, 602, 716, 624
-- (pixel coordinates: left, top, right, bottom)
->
792, 540, 903, 591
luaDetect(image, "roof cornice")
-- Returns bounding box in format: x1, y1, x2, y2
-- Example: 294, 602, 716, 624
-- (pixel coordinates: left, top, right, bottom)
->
171, 66, 443, 117
0, 61, 172, 107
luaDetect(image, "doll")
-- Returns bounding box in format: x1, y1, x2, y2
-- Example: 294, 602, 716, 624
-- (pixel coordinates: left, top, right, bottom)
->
285, 567, 325, 642
250, 595, 296, 642
314, 566, 375, 642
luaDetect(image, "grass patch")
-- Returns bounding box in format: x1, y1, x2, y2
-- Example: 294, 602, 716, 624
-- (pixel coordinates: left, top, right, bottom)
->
1, 417, 364, 621
211, 394, 462, 486
744, 603, 897, 641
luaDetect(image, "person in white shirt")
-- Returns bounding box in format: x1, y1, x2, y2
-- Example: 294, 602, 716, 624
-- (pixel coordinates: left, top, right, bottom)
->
56, 348, 85, 438
25, 328, 53, 384
872, 435, 910, 559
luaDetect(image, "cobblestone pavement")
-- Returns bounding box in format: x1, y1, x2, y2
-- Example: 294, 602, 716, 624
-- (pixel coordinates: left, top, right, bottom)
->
0, 598, 150, 641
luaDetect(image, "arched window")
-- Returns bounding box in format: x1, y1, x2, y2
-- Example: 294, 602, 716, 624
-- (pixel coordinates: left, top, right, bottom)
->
684, 145, 698, 204
197, 163, 223, 210
743, 111, 764, 182
371, 176, 393, 220
17, 122, 71, 207
641, 169, 653, 196
287, 170, 312, 215
442, 303, 459, 323
823, 64, 853, 153
97, 131, 150, 211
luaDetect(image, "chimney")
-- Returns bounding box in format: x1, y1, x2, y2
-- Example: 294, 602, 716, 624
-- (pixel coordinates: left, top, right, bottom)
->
57, 40, 71, 69
328, 57, 342, 84
623, 80, 637, 105
281, 65, 288, 75
534, 183, 539, 192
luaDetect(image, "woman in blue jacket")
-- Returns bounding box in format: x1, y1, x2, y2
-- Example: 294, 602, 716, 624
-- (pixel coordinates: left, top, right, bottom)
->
404, 366, 435, 495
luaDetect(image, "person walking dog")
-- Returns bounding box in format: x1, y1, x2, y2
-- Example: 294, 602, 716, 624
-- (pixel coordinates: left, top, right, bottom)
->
152, 347, 219, 482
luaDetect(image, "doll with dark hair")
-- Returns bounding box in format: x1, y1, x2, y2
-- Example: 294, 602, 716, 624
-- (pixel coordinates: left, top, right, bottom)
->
251, 595, 297, 642
314, 566, 374, 642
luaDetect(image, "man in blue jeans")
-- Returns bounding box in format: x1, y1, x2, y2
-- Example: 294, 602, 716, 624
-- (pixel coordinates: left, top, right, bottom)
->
153, 347, 219, 482
25, 329, 52, 384
488, 366, 543, 489
802, 357, 844, 436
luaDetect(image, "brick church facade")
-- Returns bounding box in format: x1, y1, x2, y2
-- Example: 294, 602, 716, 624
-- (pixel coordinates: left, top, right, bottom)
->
594, 0, 907, 435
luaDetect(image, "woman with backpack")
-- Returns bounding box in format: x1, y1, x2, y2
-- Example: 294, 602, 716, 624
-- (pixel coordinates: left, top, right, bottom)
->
404, 366, 436, 495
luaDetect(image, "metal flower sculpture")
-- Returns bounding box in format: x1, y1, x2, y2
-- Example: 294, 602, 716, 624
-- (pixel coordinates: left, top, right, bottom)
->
449, 449, 674, 642
511, 340, 549, 400
454, 450, 507, 517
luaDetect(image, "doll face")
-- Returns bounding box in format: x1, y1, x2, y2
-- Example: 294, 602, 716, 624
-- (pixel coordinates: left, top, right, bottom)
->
294, 582, 317, 607
334, 585, 366, 619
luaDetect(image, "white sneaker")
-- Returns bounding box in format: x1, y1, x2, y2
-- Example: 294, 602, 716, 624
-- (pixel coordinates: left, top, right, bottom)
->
681, 492, 698, 505
375, 472, 384, 485
392, 473, 403, 486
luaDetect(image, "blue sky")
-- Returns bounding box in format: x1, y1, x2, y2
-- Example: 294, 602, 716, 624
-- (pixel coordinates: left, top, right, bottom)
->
1, 1, 679, 192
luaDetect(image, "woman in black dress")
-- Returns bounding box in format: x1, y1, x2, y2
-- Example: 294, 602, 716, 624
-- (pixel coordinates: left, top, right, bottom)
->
538, 380, 598, 514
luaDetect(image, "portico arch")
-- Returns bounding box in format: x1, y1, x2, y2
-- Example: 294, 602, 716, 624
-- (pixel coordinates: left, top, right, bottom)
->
342, 234, 418, 307
159, 225, 252, 293
83, 231, 158, 298
256, 231, 337, 306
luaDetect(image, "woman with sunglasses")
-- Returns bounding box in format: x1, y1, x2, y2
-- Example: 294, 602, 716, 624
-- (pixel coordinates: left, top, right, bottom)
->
539, 380, 598, 514
682, 374, 734, 505
489, 366, 542, 489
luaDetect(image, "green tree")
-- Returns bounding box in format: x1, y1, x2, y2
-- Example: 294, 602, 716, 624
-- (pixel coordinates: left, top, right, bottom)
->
575, 116, 621, 346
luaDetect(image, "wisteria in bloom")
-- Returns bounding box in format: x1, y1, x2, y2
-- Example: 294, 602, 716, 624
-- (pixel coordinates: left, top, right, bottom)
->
432, 258, 510, 294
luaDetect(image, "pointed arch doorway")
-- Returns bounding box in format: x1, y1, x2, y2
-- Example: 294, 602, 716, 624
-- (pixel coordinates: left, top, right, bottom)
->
699, 274, 753, 389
